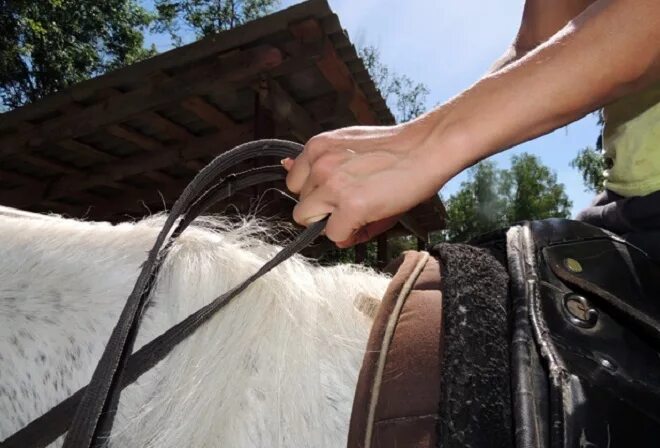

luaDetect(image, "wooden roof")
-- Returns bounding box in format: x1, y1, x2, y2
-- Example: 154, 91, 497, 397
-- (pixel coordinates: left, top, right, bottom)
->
0, 0, 444, 239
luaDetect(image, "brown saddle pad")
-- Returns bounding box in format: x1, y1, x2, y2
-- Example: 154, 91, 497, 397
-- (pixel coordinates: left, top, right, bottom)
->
348, 250, 443, 448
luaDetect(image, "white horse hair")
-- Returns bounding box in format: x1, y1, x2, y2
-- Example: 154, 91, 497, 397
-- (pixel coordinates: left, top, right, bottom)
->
0, 207, 389, 447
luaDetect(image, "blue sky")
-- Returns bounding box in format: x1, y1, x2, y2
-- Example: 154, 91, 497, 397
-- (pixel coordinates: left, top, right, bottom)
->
279, 0, 600, 215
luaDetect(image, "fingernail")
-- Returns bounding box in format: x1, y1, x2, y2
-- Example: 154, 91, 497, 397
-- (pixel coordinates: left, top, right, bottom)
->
305, 213, 328, 224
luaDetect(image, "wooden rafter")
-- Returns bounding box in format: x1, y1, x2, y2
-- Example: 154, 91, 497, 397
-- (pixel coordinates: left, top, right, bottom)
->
0, 125, 253, 209
0, 45, 284, 160
259, 78, 322, 141
19, 153, 84, 175
0, 1, 430, 235
61, 100, 179, 185
38, 178, 186, 219
289, 19, 379, 126
181, 96, 236, 129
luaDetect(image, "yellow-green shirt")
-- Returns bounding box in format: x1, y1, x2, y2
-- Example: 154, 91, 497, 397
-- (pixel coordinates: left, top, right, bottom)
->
603, 81, 660, 197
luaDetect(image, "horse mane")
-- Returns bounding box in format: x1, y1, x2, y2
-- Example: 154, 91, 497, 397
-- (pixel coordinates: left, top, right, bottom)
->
0, 210, 389, 447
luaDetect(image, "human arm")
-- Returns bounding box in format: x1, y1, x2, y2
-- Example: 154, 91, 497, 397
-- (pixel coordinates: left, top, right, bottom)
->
285, 0, 660, 247
490, 0, 595, 72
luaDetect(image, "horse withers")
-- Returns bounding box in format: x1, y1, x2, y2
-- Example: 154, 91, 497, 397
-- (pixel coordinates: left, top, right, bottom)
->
0, 209, 390, 447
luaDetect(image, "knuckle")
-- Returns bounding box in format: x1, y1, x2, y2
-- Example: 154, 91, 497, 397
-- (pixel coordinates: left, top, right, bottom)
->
305, 134, 332, 159
309, 156, 334, 182
342, 194, 367, 215
325, 172, 348, 196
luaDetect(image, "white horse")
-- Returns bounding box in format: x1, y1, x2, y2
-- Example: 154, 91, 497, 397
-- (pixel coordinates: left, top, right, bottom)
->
0, 206, 389, 447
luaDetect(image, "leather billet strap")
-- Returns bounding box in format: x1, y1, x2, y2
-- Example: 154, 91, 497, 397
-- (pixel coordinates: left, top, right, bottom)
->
347, 251, 444, 448
1, 140, 328, 448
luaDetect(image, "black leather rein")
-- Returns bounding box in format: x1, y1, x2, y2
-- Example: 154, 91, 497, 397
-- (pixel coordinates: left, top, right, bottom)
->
1, 139, 327, 448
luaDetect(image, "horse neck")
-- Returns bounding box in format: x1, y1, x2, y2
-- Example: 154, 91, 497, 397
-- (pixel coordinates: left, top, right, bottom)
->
0, 214, 388, 447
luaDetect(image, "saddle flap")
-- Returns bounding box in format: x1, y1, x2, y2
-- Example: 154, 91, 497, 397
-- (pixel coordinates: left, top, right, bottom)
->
543, 238, 660, 341
511, 219, 660, 447
347, 251, 443, 448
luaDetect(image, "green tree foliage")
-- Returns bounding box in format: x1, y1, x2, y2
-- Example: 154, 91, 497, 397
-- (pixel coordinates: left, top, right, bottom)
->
359, 45, 430, 123
570, 145, 605, 193
439, 153, 572, 242
154, 0, 279, 45
502, 153, 572, 223
440, 161, 507, 242
571, 110, 605, 193
0, 0, 154, 110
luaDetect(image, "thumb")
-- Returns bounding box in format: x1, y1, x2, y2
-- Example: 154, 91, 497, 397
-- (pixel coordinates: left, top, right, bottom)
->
281, 158, 294, 171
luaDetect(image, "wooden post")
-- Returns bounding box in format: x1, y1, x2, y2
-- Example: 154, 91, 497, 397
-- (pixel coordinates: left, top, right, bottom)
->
254, 88, 276, 139
377, 233, 388, 270
253, 88, 284, 219
355, 243, 367, 264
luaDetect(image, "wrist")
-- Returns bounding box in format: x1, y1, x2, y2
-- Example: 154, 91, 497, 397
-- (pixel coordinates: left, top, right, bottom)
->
403, 108, 480, 191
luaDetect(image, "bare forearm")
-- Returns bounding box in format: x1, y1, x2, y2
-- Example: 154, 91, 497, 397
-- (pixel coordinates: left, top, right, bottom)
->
490, 1, 596, 75
411, 0, 660, 186
488, 46, 519, 74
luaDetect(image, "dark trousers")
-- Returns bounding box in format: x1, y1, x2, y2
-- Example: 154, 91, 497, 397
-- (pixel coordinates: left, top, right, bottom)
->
576, 189, 660, 261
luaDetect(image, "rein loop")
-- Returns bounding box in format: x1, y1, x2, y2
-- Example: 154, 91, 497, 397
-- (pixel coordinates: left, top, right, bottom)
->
1, 139, 326, 448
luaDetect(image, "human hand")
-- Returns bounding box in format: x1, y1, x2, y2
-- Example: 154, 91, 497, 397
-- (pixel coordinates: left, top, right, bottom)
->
284, 123, 446, 248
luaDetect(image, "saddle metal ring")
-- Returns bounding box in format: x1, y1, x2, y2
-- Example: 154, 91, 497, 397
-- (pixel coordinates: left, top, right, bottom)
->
563, 293, 599, 329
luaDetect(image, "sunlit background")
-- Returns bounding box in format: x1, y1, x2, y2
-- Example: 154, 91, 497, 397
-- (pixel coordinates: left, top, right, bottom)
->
277, 0, 600, 215
142, 0, 601, 216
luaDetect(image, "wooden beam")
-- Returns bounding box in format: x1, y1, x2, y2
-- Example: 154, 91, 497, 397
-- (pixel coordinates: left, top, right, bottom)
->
104, 90, 229, 179
106, 124, 162, 151
61, 98, 179, 185
139, 110, 209, 173
183, 159, 206, 171
289, 19, 379, 126
355, 243, 367, 264
0, 0, 331, 131
0, 168, 103, 213
253, 88, 276, 139
0, 125, 253, 208
19, 153, 84, 175
0, 45, 284, 160
0, 169, 41, 186
301, 92, 345, 123
102, 124, 179, 185
96, 89, 202, 175
398, 213, 429, 242
0, 166, 94, 208
13, 121, 113, 173
39, 178, 188, 220
18, 111, 117, 165
51, 161, 286, 220
377, 234, 388, 269
57, 139, 116, 162
101, 85, 199, 145
142, 111, 192, 142
181, 96, 236, 130
34, 178, 167, 216
260, 78, 322, 141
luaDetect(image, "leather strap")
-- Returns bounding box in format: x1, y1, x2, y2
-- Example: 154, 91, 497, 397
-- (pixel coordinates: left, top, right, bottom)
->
1, 140, 327, 448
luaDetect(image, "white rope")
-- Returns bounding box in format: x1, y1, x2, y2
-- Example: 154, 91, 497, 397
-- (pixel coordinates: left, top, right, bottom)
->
363, 251, 431, 448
